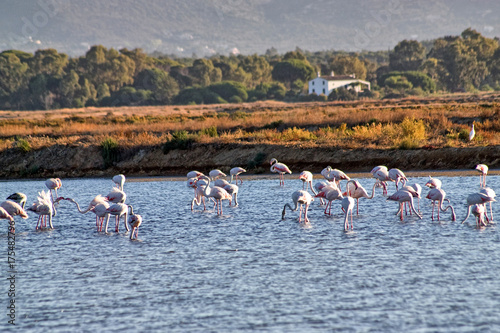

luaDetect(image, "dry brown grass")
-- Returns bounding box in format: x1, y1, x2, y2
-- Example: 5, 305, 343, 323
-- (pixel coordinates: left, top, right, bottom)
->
1, 94, 499, 151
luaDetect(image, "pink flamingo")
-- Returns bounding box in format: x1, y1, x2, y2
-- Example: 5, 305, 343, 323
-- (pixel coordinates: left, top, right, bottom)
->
0, 199, 29, 220
187, 170, 204, 179
315, 185, 343, 215
270, 158, 292, 186
282, 190, 314, 223
0, 207, 14, 224
425, 188, 456, 221
45, 178, 62, 201
200, 176, 232, 215
64, 196, 110, 231
386, 190, 422, 221
341, 196, 356, 231
471, 204, 486, 227
372, 168, 392, 195
388, 168, 408, 190
104, 203, 130, 233
27, 190, 59, 229
230, 167, 246, 184
371, 165, 388, 175
128, 212, 143, 239
313, 181, 329, 205
299, 171, 315, 192
106, 187, 126, 203
209, 169, 227, 181
475, 164, 488, 187
326, 168, 350, 191
425, 176, 442, 189
191, 178, 210, 211
461, 191, 496, 224
346, 180, 385, 215
223, 183, 239, 206
479, 187, 495, 221
112, 174, 126, 191
214, 179, 230, 188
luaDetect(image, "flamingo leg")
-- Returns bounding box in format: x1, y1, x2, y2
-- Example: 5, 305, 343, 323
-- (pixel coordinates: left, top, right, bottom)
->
400, 203, 404, 221
356, 198, 359, 215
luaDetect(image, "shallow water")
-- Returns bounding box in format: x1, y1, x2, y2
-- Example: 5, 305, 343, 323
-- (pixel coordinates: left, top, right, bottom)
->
0, 174, 499, 332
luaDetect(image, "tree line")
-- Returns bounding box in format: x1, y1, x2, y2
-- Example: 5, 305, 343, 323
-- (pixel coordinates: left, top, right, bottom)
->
0, 28, 499, 110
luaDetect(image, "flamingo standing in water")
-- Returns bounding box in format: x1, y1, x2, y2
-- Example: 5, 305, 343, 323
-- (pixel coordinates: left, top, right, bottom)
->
64, 195, 110, 231
388, 168, 408, 190
425, 176, 442, 189
326, 168, 350, 191
6, 193, 27, 209
0, 199, 29, 231
475, 164, 488, 187
45, 178, 62, 201
27, 190, 59, 229
106, 188, 126, 204
104, 203, 130, 233
0, 207, 14, 223
372, 168, 391, 195
480, 187, 495, 221
315, 185, 343, 215
425, 188, 456, 221
230, 167, 246, 184
270, 158, 292, 186
112, 174, 126, 191
461, 191, 496, 224
187, 170, 204, 179
471, 204, 486, 227
200, 176, 232, 215
341, 196, 356, 231
346, 180, 385, 215
191, 178, 210, 211
282, 190, 314, 223
299, 171, 315, 193
128, 212, 143, 240
313, 181, 329, 205
223, 183, 239, 206
386, 190, 422, 221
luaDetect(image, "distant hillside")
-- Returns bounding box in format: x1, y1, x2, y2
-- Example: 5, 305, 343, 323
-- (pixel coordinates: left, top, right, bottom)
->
1, 0, 499, 56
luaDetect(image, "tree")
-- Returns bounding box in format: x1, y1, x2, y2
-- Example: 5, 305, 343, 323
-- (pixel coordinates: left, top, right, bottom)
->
120, 48, 154, 77
29, 49, 68, 77
189, 58, 222, 86
0, 52, 29, 108
389, 40, 426, 71
134, 68, 179, 104
329, 55, 367, 80
272, 59, 315, 88
239, 54, 272, 87
208, 81, 248, 102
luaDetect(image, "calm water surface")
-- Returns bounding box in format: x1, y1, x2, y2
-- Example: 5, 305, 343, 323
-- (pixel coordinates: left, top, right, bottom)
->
0, 174, 499, 332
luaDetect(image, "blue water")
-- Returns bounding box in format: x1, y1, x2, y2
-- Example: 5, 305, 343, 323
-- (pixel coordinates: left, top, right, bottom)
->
0, 174, 499, 332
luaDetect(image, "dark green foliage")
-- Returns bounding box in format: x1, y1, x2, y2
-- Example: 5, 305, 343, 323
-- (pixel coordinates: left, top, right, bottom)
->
328, 87, 358, 101
247, 151, 267, 169
264, 120, 284, 129
199, 126, 218, 137
101, 137, 120, 168
16, 138, 31, 153
163, 130, 194, 153
208, 81, 248, 102
379, 71, 436, 92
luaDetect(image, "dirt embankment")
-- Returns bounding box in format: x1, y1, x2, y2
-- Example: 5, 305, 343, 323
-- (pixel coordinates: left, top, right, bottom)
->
0, 143, 498, 179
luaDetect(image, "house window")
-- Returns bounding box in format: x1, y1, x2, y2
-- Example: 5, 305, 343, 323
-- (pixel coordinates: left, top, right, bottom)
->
323, 88, 326, 94
312, 81, 314, 86
323, 81, 325, 85
312, 89, 315, 93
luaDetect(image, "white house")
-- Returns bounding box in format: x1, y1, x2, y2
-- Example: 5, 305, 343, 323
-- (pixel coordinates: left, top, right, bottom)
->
308, 71, 371, 96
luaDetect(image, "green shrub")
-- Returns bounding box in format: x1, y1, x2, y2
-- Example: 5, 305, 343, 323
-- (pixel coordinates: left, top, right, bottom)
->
199, 126, 218, 137
163, 130, 194, 153
101, 138, 120, 168
16, 138, 31, 153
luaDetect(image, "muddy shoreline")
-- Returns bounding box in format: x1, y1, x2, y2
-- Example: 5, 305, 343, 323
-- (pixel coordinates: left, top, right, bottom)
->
0, 142, 498, 180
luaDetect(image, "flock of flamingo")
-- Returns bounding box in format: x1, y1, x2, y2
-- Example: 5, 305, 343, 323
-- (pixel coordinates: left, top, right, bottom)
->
188, 159, 495, 231
0, 175, 143, 240
0, 159, 495, 237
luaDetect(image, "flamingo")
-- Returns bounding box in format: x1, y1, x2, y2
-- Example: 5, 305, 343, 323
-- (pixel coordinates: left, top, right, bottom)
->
282, 190, 314, 223
299, 171, 315, 192
408, 183, 422, 212
270, 158, 292, 186
321, 166, 334, 182
214, 179, 230, 188
471, 204, 486, 227
27, 190, 58, 229
475, 164, 488, 187
187, 170, 204, 179
386, 190, 422, 221
230, 167, 246, 184
200, 176, 232, 215
346, 180, 385, 215
326, 168, 350, 191
469, 122, 475, 141
45, 178, 62, 201
425, 176, 442, 189
479, 187, 496, 221
209, 169, 227, 181
425, 188, 456, 221
6, 193, 27, 209
371, 165, 388, 175
64, 196, 110, 231
191, 178, 210, 211
461, 192, 496, 224
106, 187, 126, 203
388, 168, 408, 190
223, 183, 239, 206
315, 185, 343, 215
372, 168, 392, 195
341, 196, 356, 231
112, 174, 126, 191
104, 203, 130, 233
313, 180, 329, 205
128, 212, 143, 240
0, 200, 29, 221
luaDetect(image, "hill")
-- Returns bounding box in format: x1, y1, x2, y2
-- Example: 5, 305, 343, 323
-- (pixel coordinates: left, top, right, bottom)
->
1, 0, 499, 56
